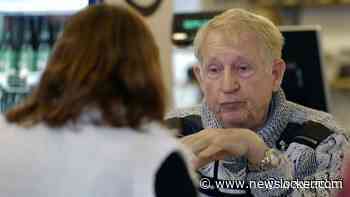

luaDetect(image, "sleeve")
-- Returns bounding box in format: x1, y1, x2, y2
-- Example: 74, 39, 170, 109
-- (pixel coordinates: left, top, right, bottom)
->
247, 133, 349, 197
338, 157, 350, 197
154, 151, 198, 197
291, 133, 349, 196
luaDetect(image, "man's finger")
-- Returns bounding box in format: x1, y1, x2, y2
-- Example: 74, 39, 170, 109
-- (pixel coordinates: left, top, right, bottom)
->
194, 146, 226, 169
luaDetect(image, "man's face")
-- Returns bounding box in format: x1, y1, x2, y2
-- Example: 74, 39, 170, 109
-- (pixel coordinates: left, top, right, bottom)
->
194, 31, 284, 130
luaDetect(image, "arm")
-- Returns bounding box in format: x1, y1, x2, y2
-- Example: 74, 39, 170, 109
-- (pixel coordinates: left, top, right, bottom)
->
291, 133, 348, 196
247, 133, 348, 197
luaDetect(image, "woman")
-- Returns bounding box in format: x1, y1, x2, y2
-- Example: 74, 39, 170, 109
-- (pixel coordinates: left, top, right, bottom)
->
0, 4, 197, 197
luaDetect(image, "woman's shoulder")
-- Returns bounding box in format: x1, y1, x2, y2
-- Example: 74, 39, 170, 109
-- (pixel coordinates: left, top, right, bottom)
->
0, 114, 30, 139
128, 122, 182, 155
0, 114, 10, 128
0, 119, 185, 165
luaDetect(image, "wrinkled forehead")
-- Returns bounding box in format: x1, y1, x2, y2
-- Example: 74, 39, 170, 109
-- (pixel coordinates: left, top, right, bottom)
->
201, 29, 264, 63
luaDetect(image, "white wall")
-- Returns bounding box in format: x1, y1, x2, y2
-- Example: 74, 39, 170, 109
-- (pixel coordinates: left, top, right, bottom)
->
301, 6, 350, 54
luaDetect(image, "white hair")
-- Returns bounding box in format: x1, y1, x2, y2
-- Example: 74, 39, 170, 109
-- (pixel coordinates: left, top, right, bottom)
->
193, 8, 284, 64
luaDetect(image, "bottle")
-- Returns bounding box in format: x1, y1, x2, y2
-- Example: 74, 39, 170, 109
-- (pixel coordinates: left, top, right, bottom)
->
37, 41, 50, 72
19, 43, 34, 78
0, 43, 6, 73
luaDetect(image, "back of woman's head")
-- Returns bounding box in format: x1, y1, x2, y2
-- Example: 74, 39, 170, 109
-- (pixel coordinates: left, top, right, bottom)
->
6, 4, 165, 129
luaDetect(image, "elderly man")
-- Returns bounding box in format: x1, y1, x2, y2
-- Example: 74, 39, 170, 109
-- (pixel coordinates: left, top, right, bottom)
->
167, 8, 348, 197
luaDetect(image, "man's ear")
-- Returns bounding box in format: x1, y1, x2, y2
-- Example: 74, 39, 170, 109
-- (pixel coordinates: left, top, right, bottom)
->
272, 58, 286, 92
193, 64, 202, 82
193, 64, 204, 90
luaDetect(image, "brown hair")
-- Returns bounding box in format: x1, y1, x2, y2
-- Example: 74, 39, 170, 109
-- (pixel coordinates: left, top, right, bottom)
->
6, 4, 166, 129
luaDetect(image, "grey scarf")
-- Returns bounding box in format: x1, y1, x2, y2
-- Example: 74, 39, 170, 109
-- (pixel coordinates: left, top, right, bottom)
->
200, 89, 291, 148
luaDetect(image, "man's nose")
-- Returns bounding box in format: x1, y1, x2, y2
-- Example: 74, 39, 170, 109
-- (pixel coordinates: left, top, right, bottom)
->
221, 67, 240, 93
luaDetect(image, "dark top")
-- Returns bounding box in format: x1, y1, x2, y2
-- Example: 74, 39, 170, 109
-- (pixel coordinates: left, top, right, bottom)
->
155, 152, 198, 197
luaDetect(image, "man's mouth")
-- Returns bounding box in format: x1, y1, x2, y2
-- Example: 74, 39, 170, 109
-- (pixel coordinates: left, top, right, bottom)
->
219, 102, 245, 113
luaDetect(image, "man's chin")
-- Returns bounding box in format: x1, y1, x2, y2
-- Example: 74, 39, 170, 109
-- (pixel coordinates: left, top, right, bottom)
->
220, 112, 247, 128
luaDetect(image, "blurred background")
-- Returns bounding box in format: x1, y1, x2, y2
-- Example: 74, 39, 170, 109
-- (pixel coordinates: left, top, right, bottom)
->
0, 0, 349, 131
172, 0, 350, 131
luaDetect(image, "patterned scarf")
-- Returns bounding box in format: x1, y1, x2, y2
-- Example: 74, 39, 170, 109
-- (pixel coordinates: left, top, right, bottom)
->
200, 89, 292, 148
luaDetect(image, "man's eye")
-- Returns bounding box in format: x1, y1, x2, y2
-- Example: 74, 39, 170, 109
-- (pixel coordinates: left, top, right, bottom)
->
206, 65, 222, 79
237, 64, 254, 77
207, 65, 221, 73
238, 66, 248, 71
238, 64, 250, 71
209, 67, 220, 73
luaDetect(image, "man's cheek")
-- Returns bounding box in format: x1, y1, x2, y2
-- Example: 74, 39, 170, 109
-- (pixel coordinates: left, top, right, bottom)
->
206, 96, 219, 112
204, 83, 218, 95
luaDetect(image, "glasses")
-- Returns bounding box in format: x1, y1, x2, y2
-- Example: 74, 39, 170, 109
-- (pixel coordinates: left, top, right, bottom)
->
203, 63, 256, 80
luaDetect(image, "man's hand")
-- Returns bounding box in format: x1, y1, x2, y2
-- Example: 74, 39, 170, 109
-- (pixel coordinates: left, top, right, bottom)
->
180, 128, 269, 169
